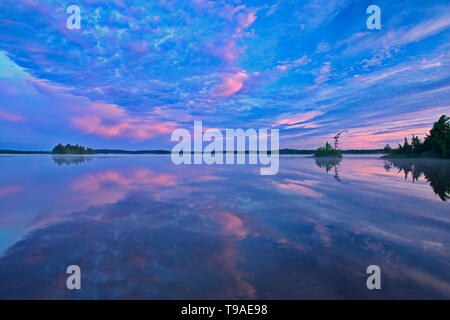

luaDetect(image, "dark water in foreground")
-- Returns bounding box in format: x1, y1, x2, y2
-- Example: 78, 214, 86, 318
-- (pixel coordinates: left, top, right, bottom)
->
0, 154, 449, 299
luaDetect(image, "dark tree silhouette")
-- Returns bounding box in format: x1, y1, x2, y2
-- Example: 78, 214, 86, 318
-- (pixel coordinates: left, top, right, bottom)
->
333, 130, 347, 150
386, 115, 449, 158
52, 143, 94, 154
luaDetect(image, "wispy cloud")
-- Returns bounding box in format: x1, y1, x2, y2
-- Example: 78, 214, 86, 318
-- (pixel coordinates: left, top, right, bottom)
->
0, 110, 24, 123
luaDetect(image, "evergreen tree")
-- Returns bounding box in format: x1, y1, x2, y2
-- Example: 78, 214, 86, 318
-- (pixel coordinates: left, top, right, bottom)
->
402, 137, 412, 155
411, 135, 422, 154
387, 115, 449, 158
314, 141, 342, 158
52, 143, 95, 154
423, 115, 449, 157
384, 144, 392, 153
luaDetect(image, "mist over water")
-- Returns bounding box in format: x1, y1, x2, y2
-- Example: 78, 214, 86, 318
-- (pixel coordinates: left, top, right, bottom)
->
0, 154, 449, 299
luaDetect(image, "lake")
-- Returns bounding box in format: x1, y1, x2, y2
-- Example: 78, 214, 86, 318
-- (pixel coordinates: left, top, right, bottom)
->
0, 154, 449, 299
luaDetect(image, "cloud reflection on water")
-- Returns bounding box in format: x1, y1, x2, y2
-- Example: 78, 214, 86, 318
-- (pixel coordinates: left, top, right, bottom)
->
0, 155, 449, 299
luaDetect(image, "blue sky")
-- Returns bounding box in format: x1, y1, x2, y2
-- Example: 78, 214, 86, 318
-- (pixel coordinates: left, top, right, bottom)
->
0, 0, 449, 150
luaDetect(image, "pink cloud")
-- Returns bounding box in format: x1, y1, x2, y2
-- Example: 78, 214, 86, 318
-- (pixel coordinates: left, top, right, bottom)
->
221, 39, 239, 63
236, 11, 257, 29
0, 185, 23, 198
314, 62, 331, 84
128, 40, 150, 54
215, 70, 248, 97
285, 122, 322, 130
66, 102, 176, 140
340, 107, 450, 149
0, 110, 25, 123
399, 15, 450, 44
71, 114, 175, 140
25, 78, 177, 141
199, 3, 257, 64
344, 126, 433, 149
276, 55, 311, 71
274, 111, 324, 126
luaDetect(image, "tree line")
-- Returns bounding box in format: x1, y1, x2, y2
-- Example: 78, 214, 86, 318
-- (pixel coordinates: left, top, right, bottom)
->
52, 143, 94, 154
384, 115, 450, 158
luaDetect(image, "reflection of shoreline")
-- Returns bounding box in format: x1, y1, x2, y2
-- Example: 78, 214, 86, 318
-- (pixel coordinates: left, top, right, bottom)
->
383, 158, 450, 201
52, 156, 93, 166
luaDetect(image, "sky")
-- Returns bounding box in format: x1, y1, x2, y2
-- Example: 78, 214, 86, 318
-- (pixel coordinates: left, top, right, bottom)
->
0, 0, 449, 150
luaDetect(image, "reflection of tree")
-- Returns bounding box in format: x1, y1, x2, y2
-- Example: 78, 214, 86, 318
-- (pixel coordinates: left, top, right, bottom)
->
384, 159, 450, 201
315, 158, 345, 183
52, 156, 92, 166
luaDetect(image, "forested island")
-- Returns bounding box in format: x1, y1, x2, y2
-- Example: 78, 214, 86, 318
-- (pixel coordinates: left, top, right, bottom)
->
314, 142, 342, 158
314, 131, 345, 158
52, 143, 94, 154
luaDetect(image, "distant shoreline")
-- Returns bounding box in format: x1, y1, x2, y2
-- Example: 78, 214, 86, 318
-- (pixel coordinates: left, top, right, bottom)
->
0, 148, 386, 155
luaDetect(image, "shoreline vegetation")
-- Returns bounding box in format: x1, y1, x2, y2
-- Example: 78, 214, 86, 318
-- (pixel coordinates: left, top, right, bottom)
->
382, 115, 449, 159
314, 131, 345, 158
314, 142, 342, 158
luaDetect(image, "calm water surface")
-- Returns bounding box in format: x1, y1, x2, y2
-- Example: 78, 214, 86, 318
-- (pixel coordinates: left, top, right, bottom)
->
0, 154, 449, 299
